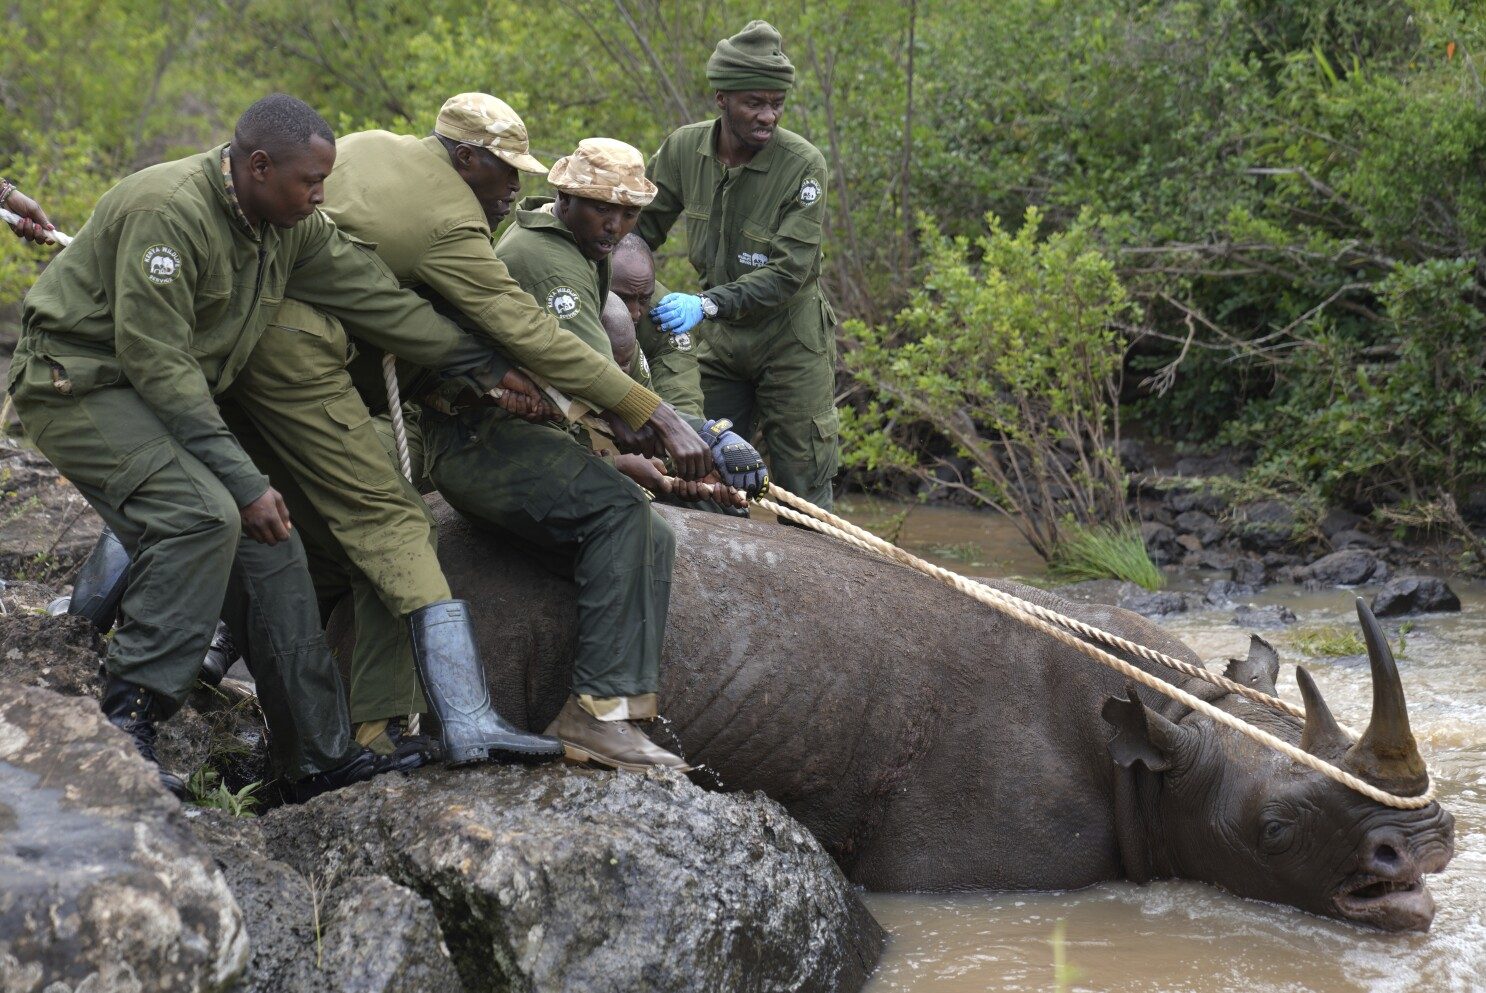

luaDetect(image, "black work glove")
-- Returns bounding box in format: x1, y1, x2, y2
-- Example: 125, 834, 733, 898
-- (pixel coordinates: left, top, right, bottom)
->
700, 418, 768, 497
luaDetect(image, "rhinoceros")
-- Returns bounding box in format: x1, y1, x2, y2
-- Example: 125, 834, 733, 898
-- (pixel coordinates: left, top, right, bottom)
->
340, 498, 1455, 933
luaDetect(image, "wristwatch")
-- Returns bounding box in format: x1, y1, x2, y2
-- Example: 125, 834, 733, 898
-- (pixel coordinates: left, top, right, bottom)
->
699, 293, 719, 320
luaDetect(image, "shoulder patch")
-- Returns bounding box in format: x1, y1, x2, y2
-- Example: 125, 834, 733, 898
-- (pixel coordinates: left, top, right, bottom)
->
142, 244, 183, 285
546, 286, 581, 320
798, 178, 822, 205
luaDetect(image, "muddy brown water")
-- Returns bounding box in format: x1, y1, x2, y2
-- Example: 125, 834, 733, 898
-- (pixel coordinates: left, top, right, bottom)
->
834, 498, 1485, 993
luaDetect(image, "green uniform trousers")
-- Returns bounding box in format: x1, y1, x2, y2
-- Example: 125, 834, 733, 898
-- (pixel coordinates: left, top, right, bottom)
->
10, 356, 357, 779
422, 406, 675, 703
219, 300, 444, 725
697, 295, 840, 509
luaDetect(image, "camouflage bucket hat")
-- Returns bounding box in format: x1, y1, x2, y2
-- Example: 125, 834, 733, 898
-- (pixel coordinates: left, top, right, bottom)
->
547, 137, 657, 207
434, 93, 547, 173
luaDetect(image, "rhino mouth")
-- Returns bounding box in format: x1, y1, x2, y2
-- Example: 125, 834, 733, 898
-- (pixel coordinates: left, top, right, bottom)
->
1333, 859, 1444, 932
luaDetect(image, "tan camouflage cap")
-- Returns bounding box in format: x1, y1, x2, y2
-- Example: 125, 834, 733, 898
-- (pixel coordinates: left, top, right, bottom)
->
546, 138, 657, 207
434, 93, 547, 174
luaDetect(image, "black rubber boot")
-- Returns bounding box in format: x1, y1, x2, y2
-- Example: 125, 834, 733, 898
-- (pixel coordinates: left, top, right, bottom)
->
69, 527, 132, 633
408, 600, 564, 766
283, 745, 427, 805
198, 621, 237, 687
100, 676, 187, 799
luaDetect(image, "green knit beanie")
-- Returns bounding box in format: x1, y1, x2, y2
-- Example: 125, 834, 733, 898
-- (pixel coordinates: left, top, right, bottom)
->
706, 20, 795, 92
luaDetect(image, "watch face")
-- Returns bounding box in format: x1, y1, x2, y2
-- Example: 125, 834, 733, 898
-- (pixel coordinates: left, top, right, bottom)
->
700, 296, 719, 318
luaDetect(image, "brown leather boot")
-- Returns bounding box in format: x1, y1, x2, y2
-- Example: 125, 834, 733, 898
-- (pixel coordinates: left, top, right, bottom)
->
543, 696, 691, 773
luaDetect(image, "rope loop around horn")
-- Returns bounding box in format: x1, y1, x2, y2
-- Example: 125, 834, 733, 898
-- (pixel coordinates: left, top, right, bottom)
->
755, 485, 1435, 811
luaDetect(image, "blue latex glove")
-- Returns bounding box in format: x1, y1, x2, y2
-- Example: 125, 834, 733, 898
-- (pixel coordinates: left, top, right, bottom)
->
650, 292, 705, 336
700, 418, 769, 496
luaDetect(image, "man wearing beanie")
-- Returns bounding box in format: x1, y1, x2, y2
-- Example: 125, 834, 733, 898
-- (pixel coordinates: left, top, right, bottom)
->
638, 19, 841, 509
478, 137, 760, 769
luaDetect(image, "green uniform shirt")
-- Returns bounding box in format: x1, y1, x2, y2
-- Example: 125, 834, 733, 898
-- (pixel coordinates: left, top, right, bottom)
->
633, 277, 705, 420
636, 120, 828, 326
493, 197, 612, 357
14, 144, 487, 507
322, 132, 659, 428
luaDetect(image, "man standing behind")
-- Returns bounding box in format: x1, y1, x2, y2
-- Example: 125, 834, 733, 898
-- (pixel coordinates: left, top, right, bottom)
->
638, 19, 840, 509
609, 233, 705, 420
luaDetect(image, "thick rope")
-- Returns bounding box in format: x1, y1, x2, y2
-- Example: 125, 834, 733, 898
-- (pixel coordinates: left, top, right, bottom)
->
765, 484, 1317, 725
381, 353, 419, 736
756, 486, 1433, 810
382, 353, 414, 482
1, 207, 72, 247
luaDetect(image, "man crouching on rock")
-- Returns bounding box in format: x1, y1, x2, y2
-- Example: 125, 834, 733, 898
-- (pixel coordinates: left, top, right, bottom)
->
3, 94, 469, 803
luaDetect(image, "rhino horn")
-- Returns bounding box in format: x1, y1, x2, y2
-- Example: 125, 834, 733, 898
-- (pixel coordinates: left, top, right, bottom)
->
1223, 634, 1280, 696
1342, 598, 1430, 796
1296, 665, 1350, 760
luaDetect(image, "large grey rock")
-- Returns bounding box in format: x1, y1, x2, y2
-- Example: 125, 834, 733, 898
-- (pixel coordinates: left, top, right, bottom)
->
1139, 521, 1179, 565
1297, 548, 1390, 588
1371, 576, 1462, 617
1235, 499, 1298, 551
0, 684, 248, 992
1230, 557, 1265, 590
0, 612, 270, 795
1330, 528, 1379, 551
193, 813, 463, 993
1174, 509, 1224, 546
234, 765, 883, 993
1119, 588, 1191, 617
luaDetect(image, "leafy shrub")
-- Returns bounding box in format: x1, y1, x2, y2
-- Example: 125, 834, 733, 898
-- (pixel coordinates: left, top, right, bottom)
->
844, 208, 1135, 561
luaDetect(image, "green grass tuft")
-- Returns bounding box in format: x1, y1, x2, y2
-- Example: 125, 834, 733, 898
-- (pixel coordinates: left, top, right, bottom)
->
186, 767, 263, 818
1289, 625, 1366, 657
1050, 524, 1165, 590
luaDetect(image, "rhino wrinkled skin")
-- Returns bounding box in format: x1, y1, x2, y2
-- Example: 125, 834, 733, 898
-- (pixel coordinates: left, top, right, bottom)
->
384, 498, 1454, 934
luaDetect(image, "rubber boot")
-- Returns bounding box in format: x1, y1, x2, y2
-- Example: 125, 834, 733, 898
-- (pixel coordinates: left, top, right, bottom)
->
543, 696, 692, 773
407, 600, 564, 766
100, 675, 187, 798
198, 621, 237, 687
282, 745, 427, 805
69, 527, 132, 633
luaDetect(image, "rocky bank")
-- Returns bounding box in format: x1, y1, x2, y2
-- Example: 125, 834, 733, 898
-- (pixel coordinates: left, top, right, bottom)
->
0, 607, 884, 993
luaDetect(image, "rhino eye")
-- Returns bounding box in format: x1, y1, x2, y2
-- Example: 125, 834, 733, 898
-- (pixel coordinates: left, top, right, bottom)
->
1259, 818, 1296, 854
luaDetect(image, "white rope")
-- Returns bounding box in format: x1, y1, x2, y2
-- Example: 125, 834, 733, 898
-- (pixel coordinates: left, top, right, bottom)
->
756, 485, 1434, 811
1, 207, 71, 247
380, 352, 419, 737
382, 352, 413, 482
766, 485, 1316, 724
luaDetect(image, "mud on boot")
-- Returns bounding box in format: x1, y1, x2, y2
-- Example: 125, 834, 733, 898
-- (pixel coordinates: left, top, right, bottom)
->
100, 675, 187, 798
408, 600, 564, 765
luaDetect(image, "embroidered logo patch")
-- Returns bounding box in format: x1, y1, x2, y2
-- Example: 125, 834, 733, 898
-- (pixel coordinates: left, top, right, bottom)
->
737, 251, 769, 268
142, 245, 183, 285
798, 179, 821, 205
546, 287, 580, 319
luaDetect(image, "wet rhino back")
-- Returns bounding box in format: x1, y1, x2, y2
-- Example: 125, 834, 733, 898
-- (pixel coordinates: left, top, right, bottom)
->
420, 498, 1206, 892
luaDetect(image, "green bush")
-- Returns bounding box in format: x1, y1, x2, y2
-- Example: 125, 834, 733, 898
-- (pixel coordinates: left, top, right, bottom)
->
844, 208, 1134, 560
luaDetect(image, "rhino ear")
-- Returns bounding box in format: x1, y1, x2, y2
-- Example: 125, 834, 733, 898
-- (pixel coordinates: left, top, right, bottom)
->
1223, 634, 1281, 696
1102, 683, 1187, 772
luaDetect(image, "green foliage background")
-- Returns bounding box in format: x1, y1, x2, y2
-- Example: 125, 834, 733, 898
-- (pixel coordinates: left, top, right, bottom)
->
5, 0, 1486, 510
